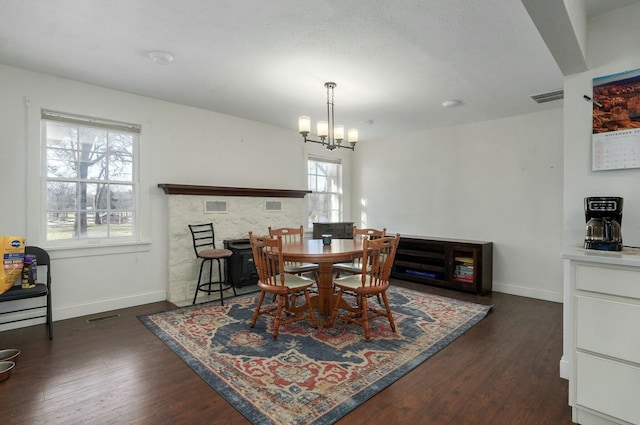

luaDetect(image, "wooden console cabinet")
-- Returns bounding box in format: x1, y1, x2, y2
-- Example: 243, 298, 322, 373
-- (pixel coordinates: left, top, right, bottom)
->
391, 235, 492, 295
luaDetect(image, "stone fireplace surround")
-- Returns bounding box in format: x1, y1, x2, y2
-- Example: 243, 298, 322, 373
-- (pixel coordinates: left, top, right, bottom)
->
159, 184, 310, 303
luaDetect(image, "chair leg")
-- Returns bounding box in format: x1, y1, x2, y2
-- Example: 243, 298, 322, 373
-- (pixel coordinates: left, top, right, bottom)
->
251, 291, 267, 327
272, 295, 285, 340
381, 292, 396, 333
214, 258, 236, 304
329, 289, 344, 326
208, 257, 214, 294
47, 291, 53, 340
303, 289, 318, 328
361, 296, 371, 342
193, 259, 208, 304
223, 258, 237, 297
215, 259, 225, 306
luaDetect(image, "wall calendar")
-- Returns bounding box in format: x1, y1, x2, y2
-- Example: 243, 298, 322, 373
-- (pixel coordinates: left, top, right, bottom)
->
592, 68, 640, 171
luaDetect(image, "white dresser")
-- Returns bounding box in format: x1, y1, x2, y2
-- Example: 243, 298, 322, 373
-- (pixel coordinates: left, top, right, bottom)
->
562, 248, 640, 425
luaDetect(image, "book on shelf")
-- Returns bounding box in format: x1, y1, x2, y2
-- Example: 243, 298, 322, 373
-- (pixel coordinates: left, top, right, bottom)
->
454, 256, 474, 264
453, 274, 474, 282
455, 265, 473, 274
405, 269, 439, 279
455, 269, 473, 279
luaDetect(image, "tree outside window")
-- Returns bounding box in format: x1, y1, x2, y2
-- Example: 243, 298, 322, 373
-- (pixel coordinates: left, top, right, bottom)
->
42, 111, 138, 242
307, 156, 342, 227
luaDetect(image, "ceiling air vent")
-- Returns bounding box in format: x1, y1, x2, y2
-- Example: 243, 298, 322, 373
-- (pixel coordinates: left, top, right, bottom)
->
530, 89, 564, 104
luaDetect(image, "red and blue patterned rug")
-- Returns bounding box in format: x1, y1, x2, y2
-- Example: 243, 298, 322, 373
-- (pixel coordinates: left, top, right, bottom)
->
139, 286, 492, 424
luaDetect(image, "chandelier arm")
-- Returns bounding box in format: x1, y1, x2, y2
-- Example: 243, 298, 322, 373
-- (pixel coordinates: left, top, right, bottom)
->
302, 134, 354, 150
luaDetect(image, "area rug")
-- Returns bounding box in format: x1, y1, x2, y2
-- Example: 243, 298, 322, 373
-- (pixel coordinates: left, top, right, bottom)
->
139, 286, 492, 425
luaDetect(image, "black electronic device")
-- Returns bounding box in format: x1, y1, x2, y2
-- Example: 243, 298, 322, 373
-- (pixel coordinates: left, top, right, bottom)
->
584, 196, 623, 251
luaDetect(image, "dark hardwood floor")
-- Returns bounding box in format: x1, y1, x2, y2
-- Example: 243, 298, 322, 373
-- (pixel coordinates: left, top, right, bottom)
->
0, 280, 573, 425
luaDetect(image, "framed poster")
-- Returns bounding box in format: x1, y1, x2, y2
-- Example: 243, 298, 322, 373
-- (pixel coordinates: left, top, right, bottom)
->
592, 68, 640, 171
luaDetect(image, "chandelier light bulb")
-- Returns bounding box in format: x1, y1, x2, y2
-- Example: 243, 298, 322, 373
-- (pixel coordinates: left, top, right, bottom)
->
348, 128, 358, 143
317, 121, 328, 138
334, 125, 344, 141
298, 116, 311, 134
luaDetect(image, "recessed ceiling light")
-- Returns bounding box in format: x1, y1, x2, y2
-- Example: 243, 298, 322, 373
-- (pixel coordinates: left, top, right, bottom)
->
148, 51, 174, 65
442, 99, 463, 108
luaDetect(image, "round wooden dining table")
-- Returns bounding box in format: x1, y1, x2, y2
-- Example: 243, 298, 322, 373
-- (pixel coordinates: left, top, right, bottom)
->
279, 238, 363, 324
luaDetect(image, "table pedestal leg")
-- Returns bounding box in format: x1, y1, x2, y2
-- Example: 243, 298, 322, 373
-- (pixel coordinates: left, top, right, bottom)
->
316, 262, 334, 326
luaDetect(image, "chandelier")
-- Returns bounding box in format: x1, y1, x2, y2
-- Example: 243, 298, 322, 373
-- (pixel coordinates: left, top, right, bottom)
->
298, 82, 358, 151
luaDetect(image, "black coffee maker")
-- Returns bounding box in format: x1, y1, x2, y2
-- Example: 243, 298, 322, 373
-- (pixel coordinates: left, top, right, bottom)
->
584, 196, 623, 251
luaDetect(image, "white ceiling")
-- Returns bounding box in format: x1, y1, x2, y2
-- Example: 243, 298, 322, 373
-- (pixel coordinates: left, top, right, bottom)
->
1, 0, 639, 140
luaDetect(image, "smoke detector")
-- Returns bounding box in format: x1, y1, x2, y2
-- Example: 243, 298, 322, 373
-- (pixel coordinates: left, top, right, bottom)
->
442, 99, 463, 108
148, 51, 174, 65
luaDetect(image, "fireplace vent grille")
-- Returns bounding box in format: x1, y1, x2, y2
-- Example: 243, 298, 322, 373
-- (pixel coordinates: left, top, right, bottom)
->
265, 201, 282, 212
204, 200, 228, 213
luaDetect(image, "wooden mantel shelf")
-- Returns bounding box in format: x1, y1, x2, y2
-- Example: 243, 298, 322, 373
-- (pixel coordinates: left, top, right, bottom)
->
158, 184, 311, 198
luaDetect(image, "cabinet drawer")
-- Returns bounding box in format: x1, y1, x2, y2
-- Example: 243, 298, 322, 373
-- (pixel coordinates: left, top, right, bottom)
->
576, 264, 640, 300
576, 295, 640, 364
575, 352, 640, 425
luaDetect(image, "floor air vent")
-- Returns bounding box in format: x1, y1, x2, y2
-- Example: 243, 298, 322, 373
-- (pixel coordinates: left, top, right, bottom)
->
86, 313, 121, 323
530, 89, 564, 103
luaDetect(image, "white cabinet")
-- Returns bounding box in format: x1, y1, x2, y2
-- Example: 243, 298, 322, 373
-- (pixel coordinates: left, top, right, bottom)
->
575, 352, 640, 424
563, 249, 640, 425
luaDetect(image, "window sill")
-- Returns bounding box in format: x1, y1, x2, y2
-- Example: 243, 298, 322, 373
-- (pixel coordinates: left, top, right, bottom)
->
44, 240, 151, 259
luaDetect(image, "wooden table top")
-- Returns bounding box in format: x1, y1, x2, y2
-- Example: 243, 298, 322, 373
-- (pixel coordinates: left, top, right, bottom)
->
279, 238, 363, 263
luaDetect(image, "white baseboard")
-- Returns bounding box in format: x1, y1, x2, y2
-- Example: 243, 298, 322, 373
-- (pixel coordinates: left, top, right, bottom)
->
53, 290, 167, 321
0, 290, 167, 333
492, 282, 563, 303
559, 357, 571, 380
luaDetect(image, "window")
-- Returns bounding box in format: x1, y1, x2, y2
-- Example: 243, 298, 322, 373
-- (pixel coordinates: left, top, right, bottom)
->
307, 156, 342, 227
41, 110, 139, 243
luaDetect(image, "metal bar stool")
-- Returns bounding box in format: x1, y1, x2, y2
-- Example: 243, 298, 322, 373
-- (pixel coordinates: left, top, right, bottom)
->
188, 223, 236, 305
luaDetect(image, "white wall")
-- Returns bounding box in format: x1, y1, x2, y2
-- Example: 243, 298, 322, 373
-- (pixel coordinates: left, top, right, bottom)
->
559, 2, 640, 379
0, 64, 316, 327
351, 108, 565, 301
563, 4, 640, 250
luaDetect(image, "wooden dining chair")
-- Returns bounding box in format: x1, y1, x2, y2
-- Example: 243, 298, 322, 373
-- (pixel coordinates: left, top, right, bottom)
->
333, 226, 387, 278
248, 232, 318, 340
268, 226, 319, 277
329, 234, 400, 341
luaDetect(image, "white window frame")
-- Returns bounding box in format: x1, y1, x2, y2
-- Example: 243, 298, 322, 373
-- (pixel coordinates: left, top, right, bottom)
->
26, 97, 150, 258
307, 155, 343, 228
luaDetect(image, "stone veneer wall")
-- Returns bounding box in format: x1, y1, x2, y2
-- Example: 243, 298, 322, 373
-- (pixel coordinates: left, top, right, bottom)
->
167, 194, 306, 303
